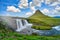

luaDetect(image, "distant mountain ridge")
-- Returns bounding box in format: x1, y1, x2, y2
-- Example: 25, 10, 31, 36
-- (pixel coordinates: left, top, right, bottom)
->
54, 16, 60, 18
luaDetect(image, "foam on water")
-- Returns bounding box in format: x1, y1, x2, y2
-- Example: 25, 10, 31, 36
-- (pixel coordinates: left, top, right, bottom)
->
52, 25, 60, 31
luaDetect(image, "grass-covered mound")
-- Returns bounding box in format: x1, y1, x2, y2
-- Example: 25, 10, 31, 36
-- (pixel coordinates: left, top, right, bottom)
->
0, 21, 60, 40
27, 10, 60, 30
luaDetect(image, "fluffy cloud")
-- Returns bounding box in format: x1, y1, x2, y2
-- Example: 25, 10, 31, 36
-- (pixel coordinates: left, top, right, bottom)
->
25, 12, 32, 17
32, 0, 41, 7
55, 6, 60, 12
41, 9, 54, 17
30, 2, 36, 13
7, 0, 60, 17
41, 6, 60, 17
18, 0, 28, 9
29, 0, 44, 13
52, 10, 60, 16
31, 0, 60, 6
50, 6, 60, 16
18, 0, 44, 9
7, 6, 21, 12
40, 0, 60, 17
41, 8, 50, 15
45, 0, 56, 4
40, 0, 44, 3
45, 0, 60, 7
32, 0, 44, 7
50, 2, 59, 6
52, 6, 60, 16
45, 0, 51, 4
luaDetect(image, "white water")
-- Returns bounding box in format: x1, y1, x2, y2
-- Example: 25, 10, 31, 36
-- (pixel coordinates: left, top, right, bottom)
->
52, 25, 60, 31
16, 19, 32, 32
16, 19, 23, 32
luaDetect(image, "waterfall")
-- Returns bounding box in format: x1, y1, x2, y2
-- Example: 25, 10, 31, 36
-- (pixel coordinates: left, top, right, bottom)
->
16, 19, 23, 32
24, 20, 32, 27
16, 19, 32, 32
16, 19, 19, 29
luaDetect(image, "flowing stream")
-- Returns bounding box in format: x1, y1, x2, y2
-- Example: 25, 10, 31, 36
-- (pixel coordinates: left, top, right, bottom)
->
34, 26, 60, 36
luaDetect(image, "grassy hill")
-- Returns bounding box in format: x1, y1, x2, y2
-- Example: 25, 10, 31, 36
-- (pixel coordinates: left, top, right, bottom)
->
27, 10, 60, 30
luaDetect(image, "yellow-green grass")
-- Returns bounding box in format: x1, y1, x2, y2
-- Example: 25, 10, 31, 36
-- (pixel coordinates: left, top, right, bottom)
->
32, 25, 52, 30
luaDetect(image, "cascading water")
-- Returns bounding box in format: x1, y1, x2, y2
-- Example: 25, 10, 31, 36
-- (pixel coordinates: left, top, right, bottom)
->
16, 19, 32, 32
23, 20, 32, 27
16, 19, 24, 32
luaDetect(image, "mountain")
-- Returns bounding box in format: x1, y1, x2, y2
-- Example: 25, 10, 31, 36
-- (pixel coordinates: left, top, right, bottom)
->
27, 10, 60, 30
54, 16, 60, 18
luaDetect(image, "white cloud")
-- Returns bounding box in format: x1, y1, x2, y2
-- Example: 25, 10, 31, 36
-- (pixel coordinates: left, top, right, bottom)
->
40, 0, 44, 3
48, 5, 60, 16
55, 6, 60, 12
32, 0, 42, 7
51, 6, 60, 16
7, 6, 21, 12
26, 12, 33, 17
42, 6, 60, 16
29, 0, 44, 13
45, 0, 60, 6
41, 8, 54, 17
43, 0, 60, 17
45, 0, 51, 4
50, 2, 59, 6
52, 10, 60, 16
18, 0, 28, 9
41, 8, 50, 15
58, 0, 60, 2
30, 2, 36, 13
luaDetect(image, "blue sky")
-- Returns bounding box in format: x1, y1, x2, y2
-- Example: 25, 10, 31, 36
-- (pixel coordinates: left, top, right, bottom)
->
0, 0, 60, 17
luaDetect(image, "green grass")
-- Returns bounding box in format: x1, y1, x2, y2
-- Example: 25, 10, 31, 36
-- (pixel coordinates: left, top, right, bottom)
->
32, 25, 52, 30
0, 29, 60, 40
0, 28, 60, 40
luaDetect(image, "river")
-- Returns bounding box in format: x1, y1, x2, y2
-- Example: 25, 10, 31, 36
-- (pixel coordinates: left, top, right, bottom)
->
33, 25, 60, 36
